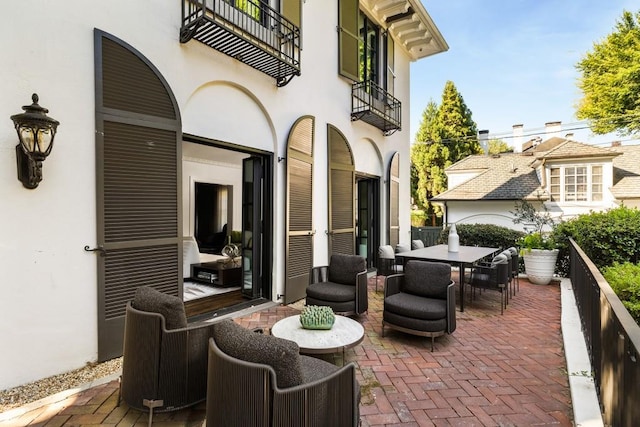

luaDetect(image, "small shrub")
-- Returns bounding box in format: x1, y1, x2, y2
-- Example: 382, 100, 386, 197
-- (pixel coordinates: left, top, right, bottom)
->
602, 262, 640, 323
438, 223, 525, 250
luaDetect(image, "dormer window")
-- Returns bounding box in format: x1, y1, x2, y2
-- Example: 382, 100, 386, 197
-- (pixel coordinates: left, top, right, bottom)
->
549, 165, 603, 202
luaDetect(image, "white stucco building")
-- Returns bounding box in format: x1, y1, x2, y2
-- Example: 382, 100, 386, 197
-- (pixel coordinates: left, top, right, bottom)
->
0, 1, 448, 389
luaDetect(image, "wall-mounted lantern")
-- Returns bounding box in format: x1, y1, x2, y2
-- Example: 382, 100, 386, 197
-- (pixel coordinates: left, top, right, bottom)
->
10, 93, 60, 189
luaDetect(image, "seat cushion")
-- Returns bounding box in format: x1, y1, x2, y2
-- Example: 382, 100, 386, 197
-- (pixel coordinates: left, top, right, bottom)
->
384, 292, 447, 321
306, 282, 356, 303
299, 355, 340, 384
404, 261, 451, 299
132, 286, 187, 330
328, 254, 365, 286
212, 319, 304, 389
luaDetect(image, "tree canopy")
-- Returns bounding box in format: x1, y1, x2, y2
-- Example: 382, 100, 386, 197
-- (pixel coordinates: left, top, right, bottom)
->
410, 81, 482, 215
576, 10, 640, 135
488, 139, 513, 154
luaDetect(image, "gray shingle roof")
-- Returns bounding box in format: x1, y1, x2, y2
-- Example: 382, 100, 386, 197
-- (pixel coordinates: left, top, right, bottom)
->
611, 145, 640, 199
431, 153, 546, 201
430, 138, 640, 202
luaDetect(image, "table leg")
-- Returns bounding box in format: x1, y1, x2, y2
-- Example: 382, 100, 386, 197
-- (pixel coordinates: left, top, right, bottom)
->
460, 263, 465, 312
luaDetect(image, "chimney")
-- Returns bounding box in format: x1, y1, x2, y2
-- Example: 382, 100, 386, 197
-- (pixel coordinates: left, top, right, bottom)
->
565, 133, 574, 140
478, 129, 489, 154
611, 141, 622, 147
513, 124, 523, 153
545, 121, 562, 139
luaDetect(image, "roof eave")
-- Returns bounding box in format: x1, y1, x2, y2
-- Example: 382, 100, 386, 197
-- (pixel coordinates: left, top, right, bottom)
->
361, 0, 449, 61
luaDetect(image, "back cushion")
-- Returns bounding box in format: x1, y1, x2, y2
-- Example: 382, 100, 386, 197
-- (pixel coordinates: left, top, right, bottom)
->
403, 261, 451, 299
133, 286, 187, 330
213, 320, 304, 389
328, 254, 366, 286
378, 245, 395, 260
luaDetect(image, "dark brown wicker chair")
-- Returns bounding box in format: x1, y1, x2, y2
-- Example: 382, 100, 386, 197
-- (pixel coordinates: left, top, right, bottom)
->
120, 287, 216, 426
306, 254, 368, 315
382, 261, 456, 351
206, 320, 359, 427
467, 253, 510, 314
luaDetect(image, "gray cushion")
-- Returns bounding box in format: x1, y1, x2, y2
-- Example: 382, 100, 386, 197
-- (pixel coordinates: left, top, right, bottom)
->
327, 254, 365, 286
411, 240, 425, 249
306, 282, 356, 302
133, 286, 187, 330
378, 245, 395, 260
212, 320, 304, 389
491, 253, 508, 266
403, 261, 451, 299
384, 292, 447, 321
299, 355, 340, 384
395, 244, 410, 254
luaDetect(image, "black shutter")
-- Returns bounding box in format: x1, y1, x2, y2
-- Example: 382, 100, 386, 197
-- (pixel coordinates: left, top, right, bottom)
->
95, 31, 181, 361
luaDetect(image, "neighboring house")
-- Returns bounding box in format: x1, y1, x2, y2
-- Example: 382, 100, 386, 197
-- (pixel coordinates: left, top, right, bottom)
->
0, 1, 448, 389
431, 136, 640, 230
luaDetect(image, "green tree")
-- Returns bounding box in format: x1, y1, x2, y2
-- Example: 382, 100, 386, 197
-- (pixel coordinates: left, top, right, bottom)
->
488, 139, 513, 154
410, 81, 482, 215
576, 10, 640, 135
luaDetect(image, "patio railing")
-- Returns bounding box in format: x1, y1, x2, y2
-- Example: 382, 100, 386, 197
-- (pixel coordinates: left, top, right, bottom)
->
569, 238, 640, 426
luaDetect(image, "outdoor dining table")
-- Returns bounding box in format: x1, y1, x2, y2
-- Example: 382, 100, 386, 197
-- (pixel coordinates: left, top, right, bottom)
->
399, 244, 499, 312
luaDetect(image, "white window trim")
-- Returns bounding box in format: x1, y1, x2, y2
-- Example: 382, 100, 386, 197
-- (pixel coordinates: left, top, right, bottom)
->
547, 163, 604, 203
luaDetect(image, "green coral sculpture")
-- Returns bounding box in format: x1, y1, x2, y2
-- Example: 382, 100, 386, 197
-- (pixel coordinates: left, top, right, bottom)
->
300, 305, 335, 330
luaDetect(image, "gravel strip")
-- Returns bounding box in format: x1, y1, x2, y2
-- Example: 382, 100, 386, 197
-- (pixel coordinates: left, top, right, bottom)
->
0, 357, 122, 413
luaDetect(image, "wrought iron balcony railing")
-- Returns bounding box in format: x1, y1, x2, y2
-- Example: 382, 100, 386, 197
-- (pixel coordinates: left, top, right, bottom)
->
351, 81, 401, 135
180, 0, 300, 87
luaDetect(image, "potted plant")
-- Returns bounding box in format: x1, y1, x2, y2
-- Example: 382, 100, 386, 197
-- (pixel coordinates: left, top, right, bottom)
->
511, 198, 560, 285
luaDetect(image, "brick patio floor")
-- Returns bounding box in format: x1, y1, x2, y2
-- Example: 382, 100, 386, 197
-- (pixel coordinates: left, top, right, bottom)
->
1, 275, 573, 426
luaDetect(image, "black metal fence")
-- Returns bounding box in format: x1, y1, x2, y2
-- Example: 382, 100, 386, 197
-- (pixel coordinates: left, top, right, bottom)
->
570, 238, 640, 426
411, 226, 442, 247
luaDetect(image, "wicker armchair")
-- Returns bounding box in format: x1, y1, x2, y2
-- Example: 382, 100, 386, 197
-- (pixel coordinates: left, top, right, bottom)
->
206, 320, 359, 427
120, 287, 216, 426
382, 261, 456, 351
306, 254, 368, 315
467, 253, 510, 314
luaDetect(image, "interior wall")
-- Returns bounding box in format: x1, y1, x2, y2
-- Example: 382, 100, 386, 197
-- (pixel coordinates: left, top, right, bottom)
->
182, 142, 244, 240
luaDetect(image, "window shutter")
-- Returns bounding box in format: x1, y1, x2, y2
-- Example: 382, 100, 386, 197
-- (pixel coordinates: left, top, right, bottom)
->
95, 31, 181, 361
282, 0, 301, 28
285, 116, 315, 304
338, 0, 359, 81
388, 152, 400, 247
328, 124, 355, 256
386, 33, 395, 94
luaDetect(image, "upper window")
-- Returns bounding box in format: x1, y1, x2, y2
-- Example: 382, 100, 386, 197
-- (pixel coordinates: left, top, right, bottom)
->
359, 12, 392, 91
549, 165, 603, 202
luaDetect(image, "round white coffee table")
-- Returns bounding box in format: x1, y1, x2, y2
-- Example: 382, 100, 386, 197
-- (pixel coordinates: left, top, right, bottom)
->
271, 314, 364, 359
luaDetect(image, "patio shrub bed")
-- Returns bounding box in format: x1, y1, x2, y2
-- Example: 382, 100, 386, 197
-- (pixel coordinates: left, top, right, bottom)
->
438, 223, 525, 250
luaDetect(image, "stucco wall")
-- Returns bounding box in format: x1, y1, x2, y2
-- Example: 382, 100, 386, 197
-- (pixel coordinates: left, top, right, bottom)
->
0, 0, 418, 389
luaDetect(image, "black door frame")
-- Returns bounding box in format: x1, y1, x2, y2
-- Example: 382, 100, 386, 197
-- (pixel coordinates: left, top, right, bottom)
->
356, 175, 380, 268
183, 134, 273, 302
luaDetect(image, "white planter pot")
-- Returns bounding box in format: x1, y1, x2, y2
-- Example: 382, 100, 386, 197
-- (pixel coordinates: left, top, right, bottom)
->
523, 249, 559, 285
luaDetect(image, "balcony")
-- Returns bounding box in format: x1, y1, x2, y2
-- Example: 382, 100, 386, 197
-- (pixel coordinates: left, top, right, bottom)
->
351, 80, 401, 136
180, 0, 300, 87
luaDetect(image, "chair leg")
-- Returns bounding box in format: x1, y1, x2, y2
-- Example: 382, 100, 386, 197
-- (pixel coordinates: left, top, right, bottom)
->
143, 399, 163, 427
430, 335, 435, 352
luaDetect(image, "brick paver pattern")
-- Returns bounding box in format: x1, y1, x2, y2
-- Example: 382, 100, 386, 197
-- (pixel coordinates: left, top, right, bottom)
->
1, 274, 573, 426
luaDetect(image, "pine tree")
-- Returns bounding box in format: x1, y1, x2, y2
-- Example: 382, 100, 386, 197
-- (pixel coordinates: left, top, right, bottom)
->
410, 81, 482, 218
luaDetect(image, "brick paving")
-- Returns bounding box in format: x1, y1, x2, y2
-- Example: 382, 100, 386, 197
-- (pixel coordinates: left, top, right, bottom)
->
1, 275, 572, 426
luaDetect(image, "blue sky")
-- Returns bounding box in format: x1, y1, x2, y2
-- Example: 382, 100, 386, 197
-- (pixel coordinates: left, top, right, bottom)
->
410, 0, 640, 148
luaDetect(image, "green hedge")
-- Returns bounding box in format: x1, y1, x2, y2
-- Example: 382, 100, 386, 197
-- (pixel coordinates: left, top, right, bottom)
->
602, 262, 640, 323
438, 223, 525, 250
554, 206, 640, 272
